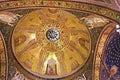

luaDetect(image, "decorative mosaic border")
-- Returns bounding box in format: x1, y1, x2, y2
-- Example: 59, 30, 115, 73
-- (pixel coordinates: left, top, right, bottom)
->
0, 31, 8, 80
93, 23, 115, 80
0, 0, 120, 23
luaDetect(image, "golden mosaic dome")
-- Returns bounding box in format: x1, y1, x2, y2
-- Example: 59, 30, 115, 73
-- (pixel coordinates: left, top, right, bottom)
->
12, 8, 91, 78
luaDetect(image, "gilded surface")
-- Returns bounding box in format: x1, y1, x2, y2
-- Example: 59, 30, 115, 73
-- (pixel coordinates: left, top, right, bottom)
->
12, 8, 91, 78
0, 0, 119, 23
94, 23, 116, 80
0, 32, 7, 80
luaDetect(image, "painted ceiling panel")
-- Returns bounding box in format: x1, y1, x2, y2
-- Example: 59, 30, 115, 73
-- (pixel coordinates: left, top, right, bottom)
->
12, 9, 91, 79
100, 26, 120, 80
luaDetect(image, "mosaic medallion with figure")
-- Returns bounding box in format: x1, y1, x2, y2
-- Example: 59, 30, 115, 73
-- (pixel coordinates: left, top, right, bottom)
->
12, 8, 91, 78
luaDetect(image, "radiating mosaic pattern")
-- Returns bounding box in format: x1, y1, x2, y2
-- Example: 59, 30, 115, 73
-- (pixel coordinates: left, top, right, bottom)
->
12, 9, 91, 78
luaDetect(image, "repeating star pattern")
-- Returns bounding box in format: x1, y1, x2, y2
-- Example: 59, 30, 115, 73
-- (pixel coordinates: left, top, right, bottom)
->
101, 31, 120, 80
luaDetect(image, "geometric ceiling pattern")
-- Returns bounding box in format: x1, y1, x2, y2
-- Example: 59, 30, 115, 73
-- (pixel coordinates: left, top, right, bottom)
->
12, 9, 91, 78
1, 0, 120, 11
101, 30, 120, 80
79, 0, 120, 11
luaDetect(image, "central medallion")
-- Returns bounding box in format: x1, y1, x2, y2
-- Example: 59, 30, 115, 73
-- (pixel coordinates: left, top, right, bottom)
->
46, 28, 60, 42
12, 9, 91, 79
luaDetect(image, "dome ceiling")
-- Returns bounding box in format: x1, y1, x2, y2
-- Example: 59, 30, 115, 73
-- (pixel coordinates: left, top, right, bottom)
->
12, 9, 91, 78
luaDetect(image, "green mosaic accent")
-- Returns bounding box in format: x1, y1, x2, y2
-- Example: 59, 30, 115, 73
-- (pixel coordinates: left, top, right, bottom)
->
0, 0, 120, 23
